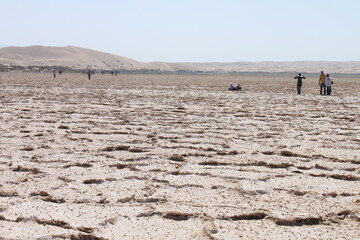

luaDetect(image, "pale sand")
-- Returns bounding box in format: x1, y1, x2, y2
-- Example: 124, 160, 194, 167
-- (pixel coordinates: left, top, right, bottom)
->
0, 72, 359, 240
1, 46, 360, 73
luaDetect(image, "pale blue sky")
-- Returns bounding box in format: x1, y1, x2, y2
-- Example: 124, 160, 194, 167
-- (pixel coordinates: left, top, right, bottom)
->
1, 0, 359, 62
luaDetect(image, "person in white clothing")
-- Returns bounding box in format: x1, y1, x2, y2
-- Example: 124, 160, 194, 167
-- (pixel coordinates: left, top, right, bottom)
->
325, 74, 333, 95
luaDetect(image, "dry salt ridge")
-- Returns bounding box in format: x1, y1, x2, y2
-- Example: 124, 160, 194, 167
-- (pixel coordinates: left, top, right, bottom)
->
0, 72, 359, 239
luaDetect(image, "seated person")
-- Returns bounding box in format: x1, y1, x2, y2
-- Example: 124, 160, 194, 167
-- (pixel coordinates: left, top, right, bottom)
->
228, 83, 241, 90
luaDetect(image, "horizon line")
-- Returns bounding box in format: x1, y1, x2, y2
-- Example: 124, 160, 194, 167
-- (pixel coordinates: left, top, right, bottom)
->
1, 45, 360, 64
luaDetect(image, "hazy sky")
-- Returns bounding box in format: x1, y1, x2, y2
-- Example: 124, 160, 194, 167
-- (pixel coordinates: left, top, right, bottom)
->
1, 0, 359, 62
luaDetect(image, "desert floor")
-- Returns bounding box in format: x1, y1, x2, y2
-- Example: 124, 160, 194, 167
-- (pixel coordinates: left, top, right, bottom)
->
0, 72, 359, 240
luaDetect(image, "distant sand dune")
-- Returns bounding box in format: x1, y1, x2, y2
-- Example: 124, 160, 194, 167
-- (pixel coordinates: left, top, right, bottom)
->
0, 45, 142, 70
1, 45, 360, 73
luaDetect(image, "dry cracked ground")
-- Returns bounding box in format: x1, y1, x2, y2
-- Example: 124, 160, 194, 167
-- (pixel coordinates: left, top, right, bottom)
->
0, 72, 359, 240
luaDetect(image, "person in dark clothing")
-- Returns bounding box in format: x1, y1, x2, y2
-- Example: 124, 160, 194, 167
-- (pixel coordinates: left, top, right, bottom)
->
53, 69, 56, 78
294, 73, 305, 95
87, 70, 91, 80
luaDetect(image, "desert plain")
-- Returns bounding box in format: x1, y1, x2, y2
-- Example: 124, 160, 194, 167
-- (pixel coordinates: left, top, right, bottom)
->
0, 72, 359, 240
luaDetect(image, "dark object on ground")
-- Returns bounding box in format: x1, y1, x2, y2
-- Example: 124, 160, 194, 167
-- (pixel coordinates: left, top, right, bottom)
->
228, 84, 242, 91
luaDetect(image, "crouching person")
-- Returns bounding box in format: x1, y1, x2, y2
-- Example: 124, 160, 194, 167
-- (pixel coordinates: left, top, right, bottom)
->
228, 83, 241, 91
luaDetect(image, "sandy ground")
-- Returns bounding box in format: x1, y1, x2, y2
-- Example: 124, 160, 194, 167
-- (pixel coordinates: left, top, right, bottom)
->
0, 72, 359, 240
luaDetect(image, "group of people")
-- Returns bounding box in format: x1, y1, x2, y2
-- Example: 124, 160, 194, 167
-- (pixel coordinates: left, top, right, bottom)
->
318, 71, 333, 95
294, 71, 333, 95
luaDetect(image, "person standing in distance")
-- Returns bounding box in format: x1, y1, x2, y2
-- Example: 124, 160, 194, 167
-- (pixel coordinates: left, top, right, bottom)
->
87, 70, 91, 80
319, 71, 326, 95
294, 73, 306, 95
325, 74, 333, 95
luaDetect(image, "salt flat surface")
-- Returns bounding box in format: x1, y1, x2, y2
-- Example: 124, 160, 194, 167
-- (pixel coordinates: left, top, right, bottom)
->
0, 72, 359, 239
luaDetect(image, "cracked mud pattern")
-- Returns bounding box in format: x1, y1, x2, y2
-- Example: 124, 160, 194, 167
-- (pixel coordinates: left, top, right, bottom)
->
0, 72, 359, 239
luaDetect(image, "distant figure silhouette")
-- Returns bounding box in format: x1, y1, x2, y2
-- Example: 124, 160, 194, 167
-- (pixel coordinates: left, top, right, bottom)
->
53, 69, 56, 78
87, 70, 91, 80
294, 73, 305, 95
319, 71, 326, 95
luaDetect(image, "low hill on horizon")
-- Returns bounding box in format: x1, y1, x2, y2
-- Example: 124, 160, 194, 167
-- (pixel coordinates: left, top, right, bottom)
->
1, 45, 360, 73
0, 45, 143, 70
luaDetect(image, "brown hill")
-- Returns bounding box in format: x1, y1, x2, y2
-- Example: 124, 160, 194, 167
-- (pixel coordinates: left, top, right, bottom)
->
0, 45, 142, 70
1, 45, 360, 73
